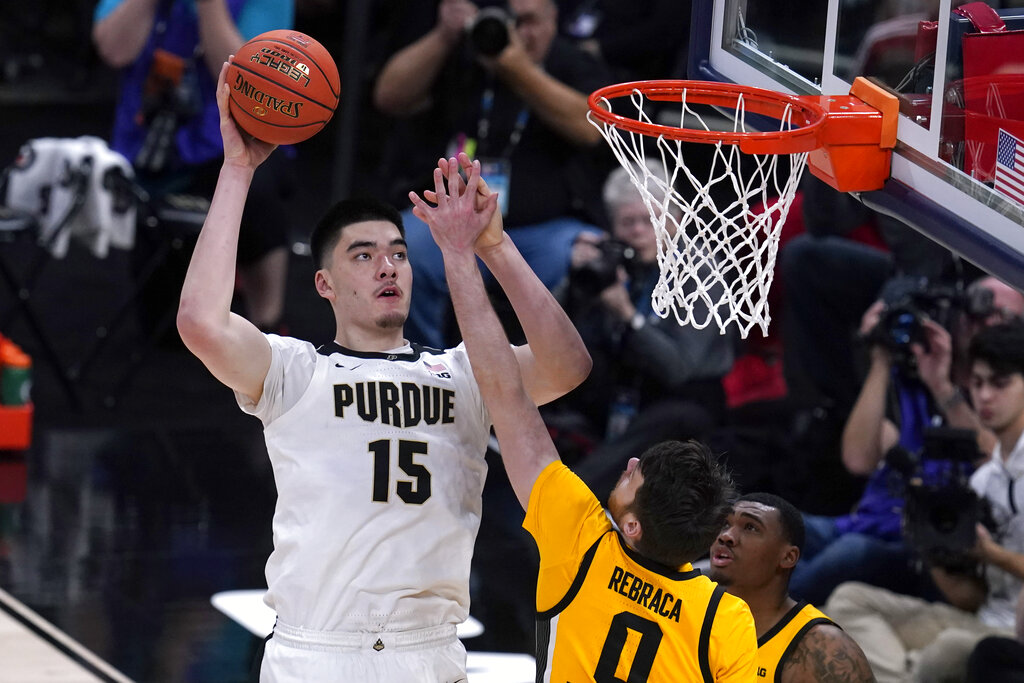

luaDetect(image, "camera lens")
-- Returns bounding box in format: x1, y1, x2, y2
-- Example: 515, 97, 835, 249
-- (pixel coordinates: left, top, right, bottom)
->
570, 239, 636, 293
469, 8, 511, 57
888, 311, 919, 347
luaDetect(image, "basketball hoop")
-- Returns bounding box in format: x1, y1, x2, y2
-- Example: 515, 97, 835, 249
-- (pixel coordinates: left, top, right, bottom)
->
588, 77, 897, 337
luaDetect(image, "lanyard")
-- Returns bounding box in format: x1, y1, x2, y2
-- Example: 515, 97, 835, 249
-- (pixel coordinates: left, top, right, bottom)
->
629, 267, 658, 316
894, 371, 933, 453
477, 84, 530, 158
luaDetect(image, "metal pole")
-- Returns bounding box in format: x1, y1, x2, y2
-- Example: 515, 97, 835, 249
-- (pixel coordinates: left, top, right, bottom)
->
331, 0, 371, 200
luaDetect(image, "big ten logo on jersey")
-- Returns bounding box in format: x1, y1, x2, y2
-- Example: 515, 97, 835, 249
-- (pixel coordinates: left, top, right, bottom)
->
333, 381, 455, 427
422, 359, 451, 379
248, 47, 311, 87
757, 666, 767, 677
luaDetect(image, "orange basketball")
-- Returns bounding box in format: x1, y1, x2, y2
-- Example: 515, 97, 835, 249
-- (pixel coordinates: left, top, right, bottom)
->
227, 30, 340, 145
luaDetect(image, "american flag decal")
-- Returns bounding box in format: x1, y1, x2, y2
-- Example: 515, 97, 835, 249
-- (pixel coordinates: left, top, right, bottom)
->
995, 129, 1024, 207
423, 360, 450, 374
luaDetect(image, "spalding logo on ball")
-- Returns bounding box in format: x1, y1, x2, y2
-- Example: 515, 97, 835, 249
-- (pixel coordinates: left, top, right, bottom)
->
227, 30, 340, 145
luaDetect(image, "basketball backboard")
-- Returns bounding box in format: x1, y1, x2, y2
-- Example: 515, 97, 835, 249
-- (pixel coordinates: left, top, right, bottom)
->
689, 0, 1024, 289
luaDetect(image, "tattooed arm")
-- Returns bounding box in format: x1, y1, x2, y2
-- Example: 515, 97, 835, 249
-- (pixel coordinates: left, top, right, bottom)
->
781, 623, 876, 683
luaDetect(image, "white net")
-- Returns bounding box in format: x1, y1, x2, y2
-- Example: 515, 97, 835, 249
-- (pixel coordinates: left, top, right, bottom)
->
589, 86, 810, 338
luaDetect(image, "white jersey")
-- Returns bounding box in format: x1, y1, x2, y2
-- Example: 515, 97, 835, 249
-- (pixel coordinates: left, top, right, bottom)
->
970, 429, 1024, 629
238, 335, 491, 633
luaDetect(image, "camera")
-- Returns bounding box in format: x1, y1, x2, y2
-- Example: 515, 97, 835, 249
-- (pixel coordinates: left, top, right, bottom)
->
963, 282, 1022, 324
468, 7, 512, 57
570, 238, 637, 293
874, 304, 929, 371
868, 280, 966, 374
890, 426, 988, 570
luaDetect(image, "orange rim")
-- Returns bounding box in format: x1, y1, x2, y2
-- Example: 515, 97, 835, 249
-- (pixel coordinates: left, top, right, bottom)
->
588, 80, 828, 155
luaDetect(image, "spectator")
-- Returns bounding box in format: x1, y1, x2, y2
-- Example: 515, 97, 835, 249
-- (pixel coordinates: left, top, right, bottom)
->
551, 162, 735, 502
709, 492, 875, 682
788, 275, 1024, 606
560, 0, 691, 80
967, 277, 1024, 330
825, 319, 1024, 683
373, 0, 612, 348
92, 0, 295, 331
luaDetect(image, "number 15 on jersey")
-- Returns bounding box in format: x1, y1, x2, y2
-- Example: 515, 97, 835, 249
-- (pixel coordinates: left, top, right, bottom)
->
369, 439, 432, 504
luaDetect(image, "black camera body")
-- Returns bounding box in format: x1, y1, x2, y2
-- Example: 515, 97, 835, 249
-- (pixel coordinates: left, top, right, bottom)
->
869, 281, 966, 374
570, 238, 637, 293
896, 426, 987, 570
468, 7, 512, 57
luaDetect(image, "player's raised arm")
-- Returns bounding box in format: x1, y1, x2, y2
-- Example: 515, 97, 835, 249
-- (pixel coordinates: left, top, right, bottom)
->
176, 62, 275, 402
441, 153, 592, 406
410, 159, 560, 510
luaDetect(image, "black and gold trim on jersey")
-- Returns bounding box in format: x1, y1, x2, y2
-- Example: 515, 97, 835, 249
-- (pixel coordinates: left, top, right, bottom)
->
615, 534, 703, 582
698, 584, 726, 682
537, 533, 609, 621
316, 341, 445, 360
757, 601, 834, 683
535, 531, 608, 677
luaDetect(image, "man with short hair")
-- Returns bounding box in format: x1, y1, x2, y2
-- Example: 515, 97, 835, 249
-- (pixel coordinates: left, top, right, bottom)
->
825, 319, 1024, 683
411, 154, 757, 681
374, 0, 612, 348
176, 67, 591, 681
709, 492, 875, 682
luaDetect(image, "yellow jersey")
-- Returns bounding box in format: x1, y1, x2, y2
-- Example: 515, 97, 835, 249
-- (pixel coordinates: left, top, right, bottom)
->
756, 601, 834, 682
523, 462, 758, 682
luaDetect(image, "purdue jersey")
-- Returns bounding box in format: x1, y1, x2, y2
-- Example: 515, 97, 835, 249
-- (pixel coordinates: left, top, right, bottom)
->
239, 336, 491, 632
524, 462, 757, 682
756, 602, 834, 682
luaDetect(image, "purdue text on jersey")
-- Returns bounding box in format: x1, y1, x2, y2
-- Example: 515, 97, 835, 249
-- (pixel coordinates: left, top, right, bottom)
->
333, 381, 456, 426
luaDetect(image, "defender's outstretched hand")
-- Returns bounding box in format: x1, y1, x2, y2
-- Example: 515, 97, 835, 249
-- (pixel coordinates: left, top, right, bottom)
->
217, 61, 276, 171
410, 157, 499, 257
422, 153, 505, 250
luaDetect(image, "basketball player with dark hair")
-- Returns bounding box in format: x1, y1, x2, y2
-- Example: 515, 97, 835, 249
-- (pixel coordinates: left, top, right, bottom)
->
176, 67, 591, 682
412, 155, 757, 681
709, 493, 875, 682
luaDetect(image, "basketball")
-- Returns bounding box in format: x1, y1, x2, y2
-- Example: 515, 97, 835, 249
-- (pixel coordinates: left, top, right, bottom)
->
227, 30, 340, 145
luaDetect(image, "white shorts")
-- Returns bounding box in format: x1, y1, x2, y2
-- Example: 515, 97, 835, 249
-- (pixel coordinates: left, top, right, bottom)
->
259, 621, 468, 683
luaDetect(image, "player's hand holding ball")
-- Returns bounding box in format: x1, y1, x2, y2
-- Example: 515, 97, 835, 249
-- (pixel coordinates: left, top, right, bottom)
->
225, 30, 340, 145
216, 61, 276, 173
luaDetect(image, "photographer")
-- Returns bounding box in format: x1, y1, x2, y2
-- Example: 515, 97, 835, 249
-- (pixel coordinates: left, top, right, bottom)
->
788, 276, 1024, 606
547, 163, 735, 502
92, 0, 296, 332
844, 278, 1003, 475
825, 320, 1024, 683
373, 0, 613, 348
